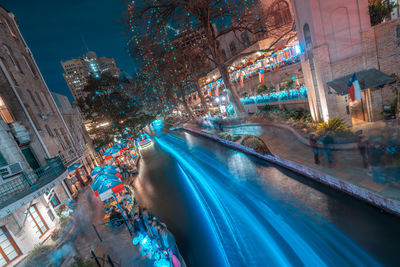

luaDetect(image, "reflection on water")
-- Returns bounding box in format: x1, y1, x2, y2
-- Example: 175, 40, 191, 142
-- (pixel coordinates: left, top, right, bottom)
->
134, 128, 400, 267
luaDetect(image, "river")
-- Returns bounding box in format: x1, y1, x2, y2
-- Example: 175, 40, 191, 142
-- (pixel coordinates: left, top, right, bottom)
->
131, 125, 400, 267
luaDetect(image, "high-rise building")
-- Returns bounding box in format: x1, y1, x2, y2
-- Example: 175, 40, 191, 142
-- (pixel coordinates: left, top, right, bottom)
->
61, 51, 120, 101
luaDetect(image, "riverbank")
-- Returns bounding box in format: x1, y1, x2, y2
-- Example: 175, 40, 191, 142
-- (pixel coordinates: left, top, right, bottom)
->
179, 124, 400, 216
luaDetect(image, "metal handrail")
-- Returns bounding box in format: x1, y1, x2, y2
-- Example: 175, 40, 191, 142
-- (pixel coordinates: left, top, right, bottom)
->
0, 156, 66, 209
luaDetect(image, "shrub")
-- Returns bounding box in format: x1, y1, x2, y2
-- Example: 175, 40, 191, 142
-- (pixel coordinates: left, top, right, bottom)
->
315, 118, 353, 137
218, 133, 241, 142
241, 135, 272, 155
24, 244, 55, 265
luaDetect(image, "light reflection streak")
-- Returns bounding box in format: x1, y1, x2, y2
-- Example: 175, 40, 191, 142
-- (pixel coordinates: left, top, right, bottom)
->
155, 134, 381, 267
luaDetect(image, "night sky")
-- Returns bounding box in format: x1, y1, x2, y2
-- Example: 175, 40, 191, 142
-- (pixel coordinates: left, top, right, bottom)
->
2, 0, 137, 101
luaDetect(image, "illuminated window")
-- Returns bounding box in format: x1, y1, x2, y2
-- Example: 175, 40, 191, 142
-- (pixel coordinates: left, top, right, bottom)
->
25, 205, 49, 238
272, 1, 292, 26
2, 44, 22, 73
0, 96, 14, 123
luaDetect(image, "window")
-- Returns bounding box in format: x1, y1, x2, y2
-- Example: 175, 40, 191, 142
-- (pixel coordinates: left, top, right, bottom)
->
60, 128, 71, 147
45, 124, 53, 137
36, 92, 45, 106
54, 128, 66, 150
4, 20, 17, 38
44, 93, 55, 113
21, 147, 40, 170
25, 205, 49, 238
229, 41, 237, 56
25, 105, 41, 131
27, 90, 38, 106
2, 44, 22, 73
303, 23, 312, 51
0, 226, 21, 266
0, 97, 13, 123
0, 152, 7, 167
241, 31, 250, 47
22, 55, 37, 78
50, 194, 60, 208
272, 1, 292, 26
0, 57, 18, 86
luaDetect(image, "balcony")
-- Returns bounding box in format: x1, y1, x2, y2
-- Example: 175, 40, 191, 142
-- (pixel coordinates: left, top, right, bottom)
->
58, 147, 83, 167
0, 156, 67, 214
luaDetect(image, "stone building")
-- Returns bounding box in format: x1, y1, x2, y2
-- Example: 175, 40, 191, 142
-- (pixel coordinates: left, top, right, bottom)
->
0, 5, 91, 265
291, 0, 400, 124
200, 0, 303, 103
61, 51, 121, 101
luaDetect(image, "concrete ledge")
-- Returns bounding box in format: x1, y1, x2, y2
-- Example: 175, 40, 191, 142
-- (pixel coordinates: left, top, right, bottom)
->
182, 126, 400, 217
224, 122, 358, 150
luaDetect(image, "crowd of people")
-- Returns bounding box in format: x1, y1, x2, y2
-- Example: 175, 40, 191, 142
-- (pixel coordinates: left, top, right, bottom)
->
309, 131, 400, 184
106, 193, 181, 266
131, 208, 181, 267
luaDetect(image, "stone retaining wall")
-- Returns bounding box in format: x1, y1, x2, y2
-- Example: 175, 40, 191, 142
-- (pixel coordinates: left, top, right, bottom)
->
181, 126, 400, 216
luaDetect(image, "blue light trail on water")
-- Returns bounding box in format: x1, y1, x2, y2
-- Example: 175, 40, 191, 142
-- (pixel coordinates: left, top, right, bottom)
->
155, 134, 382, 266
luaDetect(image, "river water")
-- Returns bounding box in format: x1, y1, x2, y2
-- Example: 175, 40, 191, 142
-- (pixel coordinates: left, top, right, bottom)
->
132, 126, 400, 267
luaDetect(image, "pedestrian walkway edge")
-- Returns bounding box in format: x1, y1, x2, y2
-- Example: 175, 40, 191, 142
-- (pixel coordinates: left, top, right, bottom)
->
224, 122, 358, 150
182, 126, 400, 217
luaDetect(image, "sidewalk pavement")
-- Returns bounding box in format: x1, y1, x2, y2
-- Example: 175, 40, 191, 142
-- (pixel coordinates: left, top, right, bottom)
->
18, 189, 152, 267
186, 122, 400, 204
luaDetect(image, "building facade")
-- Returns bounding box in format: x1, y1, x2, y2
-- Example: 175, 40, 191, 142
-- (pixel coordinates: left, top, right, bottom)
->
61, 51, 120, 101
199, 0, 302, 107
0, 6, 92, 266
291, 0, 400, 124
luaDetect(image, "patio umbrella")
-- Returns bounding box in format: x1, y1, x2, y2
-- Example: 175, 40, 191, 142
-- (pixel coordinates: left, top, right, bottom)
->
103, 147, 120, 160
91, 165, 120, 176
91, 173, 124, 201
68, 163, 82, 174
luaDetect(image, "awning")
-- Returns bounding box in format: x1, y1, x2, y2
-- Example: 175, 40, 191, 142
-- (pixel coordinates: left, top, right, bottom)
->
326, 68, 396, 96
68, 163, 82, 174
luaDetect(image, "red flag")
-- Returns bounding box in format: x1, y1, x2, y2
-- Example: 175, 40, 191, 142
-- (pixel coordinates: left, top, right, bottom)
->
259, 68, 265, 84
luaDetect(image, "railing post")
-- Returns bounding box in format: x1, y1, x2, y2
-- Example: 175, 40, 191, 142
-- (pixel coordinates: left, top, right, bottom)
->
23, 173, 36, 190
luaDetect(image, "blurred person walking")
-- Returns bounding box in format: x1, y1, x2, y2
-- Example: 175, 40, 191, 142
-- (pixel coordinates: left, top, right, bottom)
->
309, 134, 320, 164
322, 134, 334, 168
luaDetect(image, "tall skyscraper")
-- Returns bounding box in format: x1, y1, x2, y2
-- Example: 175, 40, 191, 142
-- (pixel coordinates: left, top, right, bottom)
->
61, 51, 120, 101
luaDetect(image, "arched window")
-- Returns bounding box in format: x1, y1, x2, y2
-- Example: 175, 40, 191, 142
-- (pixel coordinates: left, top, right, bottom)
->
27, 89, 38, 106
241, 31, 250, 47
221, 49, 227, 61
0, 56, 18, 85
229, 41, 237, 56
3, 44, 22, 73
272, 1, 292, 26
22, 55, 37, 78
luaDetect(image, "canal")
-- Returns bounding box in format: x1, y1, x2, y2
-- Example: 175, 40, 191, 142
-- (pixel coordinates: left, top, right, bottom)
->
132, 127, 400, 267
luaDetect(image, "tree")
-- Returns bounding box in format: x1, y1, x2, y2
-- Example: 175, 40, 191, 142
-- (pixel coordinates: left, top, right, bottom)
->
126, 0, 295, 116
368, 0, 398, 26
77, 73, 155, 147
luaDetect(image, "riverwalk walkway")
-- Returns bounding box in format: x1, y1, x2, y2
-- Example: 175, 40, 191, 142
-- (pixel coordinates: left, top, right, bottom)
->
184, 121, 400, 214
